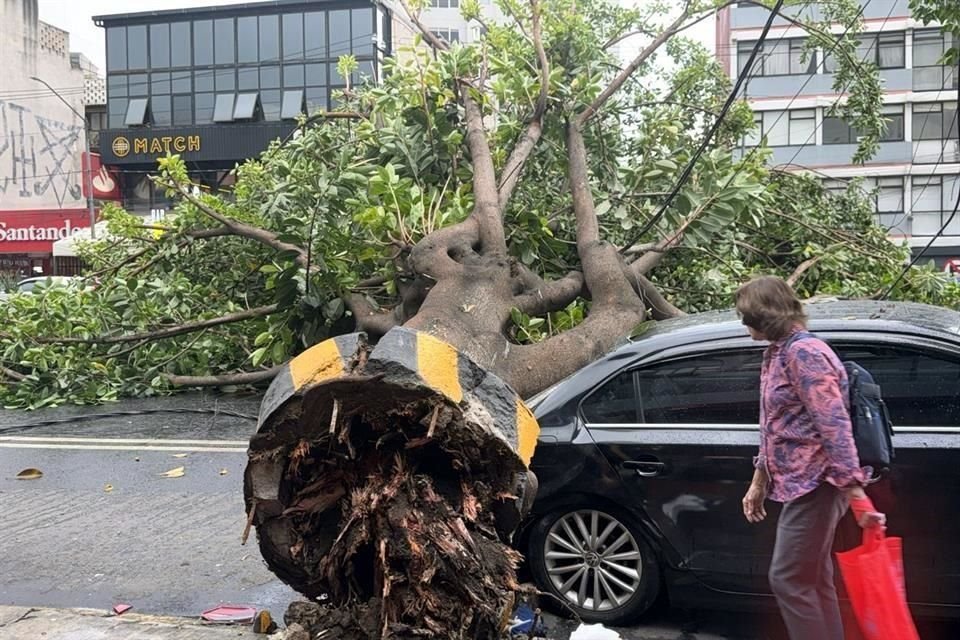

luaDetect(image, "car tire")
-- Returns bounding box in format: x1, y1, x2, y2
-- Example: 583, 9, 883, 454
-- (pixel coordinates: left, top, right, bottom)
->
528, 506, 660, 625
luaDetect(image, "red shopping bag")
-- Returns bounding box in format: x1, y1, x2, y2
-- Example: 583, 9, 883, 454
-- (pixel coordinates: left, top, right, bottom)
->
835, 529, 920, 640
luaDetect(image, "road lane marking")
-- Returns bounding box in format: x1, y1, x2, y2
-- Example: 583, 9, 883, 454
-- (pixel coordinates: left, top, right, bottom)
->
0, 436, 248, 446
0, 443, 247, 452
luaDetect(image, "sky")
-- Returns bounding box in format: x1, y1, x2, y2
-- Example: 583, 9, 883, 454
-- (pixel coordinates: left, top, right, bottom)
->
39, 0, 716, 75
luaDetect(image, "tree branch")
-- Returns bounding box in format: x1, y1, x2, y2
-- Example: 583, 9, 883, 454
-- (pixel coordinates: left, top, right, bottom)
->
461, 86, 507, 255
165, 366, 283, 387
29, 304, 279, 345
497, 0, 550, 210
1, 366, 26, 382
346, 293, 403, 338
575, 9, 692, 127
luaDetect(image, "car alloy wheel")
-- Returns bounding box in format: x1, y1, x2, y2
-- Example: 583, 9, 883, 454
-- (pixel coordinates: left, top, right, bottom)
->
543, 509, 644, 612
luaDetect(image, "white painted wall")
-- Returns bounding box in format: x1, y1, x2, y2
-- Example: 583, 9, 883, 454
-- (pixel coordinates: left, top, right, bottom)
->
0, 0, 88, 211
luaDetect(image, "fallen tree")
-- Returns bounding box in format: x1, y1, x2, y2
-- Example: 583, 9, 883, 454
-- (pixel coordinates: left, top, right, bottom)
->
2, 0, 960, 636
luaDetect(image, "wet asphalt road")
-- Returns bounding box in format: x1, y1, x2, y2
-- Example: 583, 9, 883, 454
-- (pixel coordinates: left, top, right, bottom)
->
0, 393, 957, 640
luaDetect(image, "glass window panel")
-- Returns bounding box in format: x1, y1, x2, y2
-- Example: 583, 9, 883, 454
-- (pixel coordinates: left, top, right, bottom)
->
824, 47, 838, 73
261, 89, 283, 121
150, 23, 170, 68
304, 12, 326, 59
215, 18, 235, 65
170, 22, 191, 67
194, 69, 214, 92
789, 39, 813, 75
636, 351, 763, 424
881, 106, 904, 141
260, 66, 281, 89
173, 95, 192, 125
282, 89, 305, 119
260, 15, 280, 62
913, 31, 943, 67
107, 74, 128, 98
238, 67, 259, 90
329, 10, 351, 57
744, 113, 762, 147
305, 86, 328, 114
284, 64, 305, 87
582, 372, 636, 424
283, 13, 304, 60
823, 116, 852, 144
789, 110, 815, 145
913, 105, 943, 140
764, 40, 789, 76
125, 97, 149, 126
127, 25, 148, 69
764, 111, 789, 146
877, 212, 910, 235
129, 73, 148, 97
877, 180, 903, 213
912, 177, 942, 212
216, 68, 236, 91
912, 212, 942, 235
946, 103, 959, 140
194, 20, 213, 66
914, 67, 944, 91
108, 98, 128, 128
172, 70, 191, 93
305, 63, 326, 86
152, 95, 171, 126
107, 27, 127, 71
151, 72, 171, 95
357, 59, 375, 83
856, 35, 877, 65
234, 92, 259, 120
237, 17, 259, 64
213, 94, 236, 122
878, 34, 904, 69
195, 93, 215, 124
737, 42, 753, 77
352, 8, 374, 56
832, 345, 960, 426
329, 62, 344, 85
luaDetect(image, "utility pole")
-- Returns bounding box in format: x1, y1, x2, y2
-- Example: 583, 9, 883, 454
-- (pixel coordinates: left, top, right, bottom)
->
31, 76, 97, 240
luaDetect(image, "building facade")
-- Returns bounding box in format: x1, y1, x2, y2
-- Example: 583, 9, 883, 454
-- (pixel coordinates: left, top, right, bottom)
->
419, 0, 504, 46
0, 0, 98, 277
719, 0, 959, 265
95, 0, 396, 220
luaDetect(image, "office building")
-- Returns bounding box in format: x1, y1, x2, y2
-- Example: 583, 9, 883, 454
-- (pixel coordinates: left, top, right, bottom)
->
719, 0, 959, 265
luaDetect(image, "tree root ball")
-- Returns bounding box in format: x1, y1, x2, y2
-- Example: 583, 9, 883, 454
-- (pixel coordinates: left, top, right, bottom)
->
244, 329, 540, 640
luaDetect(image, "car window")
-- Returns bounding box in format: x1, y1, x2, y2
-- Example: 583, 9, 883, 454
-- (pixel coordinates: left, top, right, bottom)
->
17, 280, 37, 293
635, 350, 762, 424
581, 371, 637, 423
834, 344, 960, 427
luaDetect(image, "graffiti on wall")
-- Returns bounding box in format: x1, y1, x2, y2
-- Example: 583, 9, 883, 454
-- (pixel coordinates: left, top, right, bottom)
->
0, 99, 83, 208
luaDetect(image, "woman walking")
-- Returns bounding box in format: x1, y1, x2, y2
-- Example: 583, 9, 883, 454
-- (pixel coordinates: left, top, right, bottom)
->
737, 276, 886, 640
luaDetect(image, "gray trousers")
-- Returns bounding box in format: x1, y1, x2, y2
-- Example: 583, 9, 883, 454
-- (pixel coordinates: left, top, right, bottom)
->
769, 482, 850, 640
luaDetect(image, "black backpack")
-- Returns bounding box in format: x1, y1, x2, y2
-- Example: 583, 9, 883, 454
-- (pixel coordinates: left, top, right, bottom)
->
783, 332, 895, 473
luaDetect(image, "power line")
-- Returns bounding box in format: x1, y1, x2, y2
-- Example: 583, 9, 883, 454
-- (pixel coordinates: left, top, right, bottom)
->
616, 0, 787, 253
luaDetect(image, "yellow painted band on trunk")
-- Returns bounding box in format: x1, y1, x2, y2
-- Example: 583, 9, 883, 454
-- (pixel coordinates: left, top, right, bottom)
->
289, 338, 344, 391
416, 333, 463, 403
515, 398, 540, 467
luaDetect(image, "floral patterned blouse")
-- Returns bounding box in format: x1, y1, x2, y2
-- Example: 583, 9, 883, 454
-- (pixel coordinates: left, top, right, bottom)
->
755, 327, 867, 503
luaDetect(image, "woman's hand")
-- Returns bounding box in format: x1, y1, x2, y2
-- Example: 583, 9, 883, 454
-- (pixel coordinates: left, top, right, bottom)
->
847, 491, 887, 531
742, 483, 768, 523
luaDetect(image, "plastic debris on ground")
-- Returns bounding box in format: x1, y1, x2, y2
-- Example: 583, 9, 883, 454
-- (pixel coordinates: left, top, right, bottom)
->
569, 622, 624, 640
111, 604, 132, 615
509, 602, 548, 637
200, 604, 258, 624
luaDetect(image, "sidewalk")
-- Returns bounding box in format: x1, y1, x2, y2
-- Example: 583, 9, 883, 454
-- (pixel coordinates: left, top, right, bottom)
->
0, 606, 260, 639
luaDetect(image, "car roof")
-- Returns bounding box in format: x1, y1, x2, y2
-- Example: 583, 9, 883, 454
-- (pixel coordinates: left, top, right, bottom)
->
630, 299, 960, 344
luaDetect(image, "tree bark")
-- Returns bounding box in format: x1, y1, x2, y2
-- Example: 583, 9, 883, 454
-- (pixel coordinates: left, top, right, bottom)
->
166, 366, 282, 387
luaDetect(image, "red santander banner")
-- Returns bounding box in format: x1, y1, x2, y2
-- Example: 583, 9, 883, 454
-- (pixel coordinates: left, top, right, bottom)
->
81, 152, 122, 201
0, 210, 92, 253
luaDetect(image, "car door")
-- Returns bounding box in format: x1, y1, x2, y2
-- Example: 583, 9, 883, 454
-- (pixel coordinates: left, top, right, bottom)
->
583, 338, 780, 594
830, 336, 960, 607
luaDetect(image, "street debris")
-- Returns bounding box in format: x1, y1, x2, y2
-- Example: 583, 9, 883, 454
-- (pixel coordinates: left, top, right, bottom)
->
253, 610, 278, 634
172, 453, 189, 458
160, 466, 185, 478
104, 484, 114, 492
245, 329, 540, 639
15, 468, 42, 480
111, 603, 132, 616
569, 623, 623, 640
200, 604, 257, 624
219, 468, 229, 476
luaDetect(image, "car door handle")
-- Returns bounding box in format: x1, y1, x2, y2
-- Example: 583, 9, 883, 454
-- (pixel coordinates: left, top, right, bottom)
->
622, 460, 666, 477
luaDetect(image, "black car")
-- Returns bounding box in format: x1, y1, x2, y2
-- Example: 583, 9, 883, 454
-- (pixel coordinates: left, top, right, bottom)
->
520, 300, 960, 625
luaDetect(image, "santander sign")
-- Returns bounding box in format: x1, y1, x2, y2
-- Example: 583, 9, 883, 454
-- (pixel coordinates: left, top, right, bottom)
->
0, 210, 92, 253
